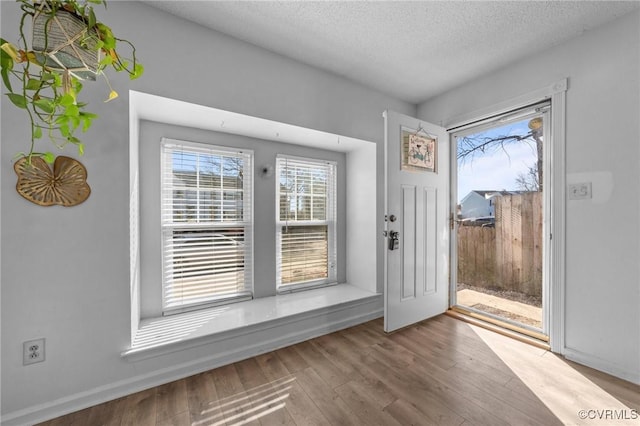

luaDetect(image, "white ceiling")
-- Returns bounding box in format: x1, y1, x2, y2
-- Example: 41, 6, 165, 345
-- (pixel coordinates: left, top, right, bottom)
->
145, 1, 639, 104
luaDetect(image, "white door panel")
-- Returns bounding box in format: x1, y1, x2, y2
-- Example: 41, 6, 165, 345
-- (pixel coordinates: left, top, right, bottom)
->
384, 110, 449, 332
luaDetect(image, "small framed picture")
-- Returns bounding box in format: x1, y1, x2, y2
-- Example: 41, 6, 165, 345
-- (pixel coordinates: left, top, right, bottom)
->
401, 128, 436, 172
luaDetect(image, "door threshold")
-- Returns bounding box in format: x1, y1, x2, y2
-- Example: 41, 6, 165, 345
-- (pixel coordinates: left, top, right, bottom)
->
446, 307, 550, 351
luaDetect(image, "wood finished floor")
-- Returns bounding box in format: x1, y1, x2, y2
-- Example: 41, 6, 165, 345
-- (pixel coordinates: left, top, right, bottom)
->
37, 315, 640, 426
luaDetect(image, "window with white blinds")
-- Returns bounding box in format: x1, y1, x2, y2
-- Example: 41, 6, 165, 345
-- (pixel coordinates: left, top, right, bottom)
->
276, 156, 337, 290
161, 139, 253, 314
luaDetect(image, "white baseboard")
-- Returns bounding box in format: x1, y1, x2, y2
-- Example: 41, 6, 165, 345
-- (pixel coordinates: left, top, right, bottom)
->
563, 346, 640, 385
1, 295, 383, 426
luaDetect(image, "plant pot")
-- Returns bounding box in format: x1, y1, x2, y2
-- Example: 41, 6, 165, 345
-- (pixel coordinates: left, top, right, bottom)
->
32, 6, 100, 80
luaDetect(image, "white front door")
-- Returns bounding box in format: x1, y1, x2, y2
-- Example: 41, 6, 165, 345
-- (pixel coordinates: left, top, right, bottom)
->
383, 110, 450, 332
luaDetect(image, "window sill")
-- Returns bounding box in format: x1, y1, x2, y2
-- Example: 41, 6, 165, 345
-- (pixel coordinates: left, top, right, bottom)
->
122, 284, 381, 361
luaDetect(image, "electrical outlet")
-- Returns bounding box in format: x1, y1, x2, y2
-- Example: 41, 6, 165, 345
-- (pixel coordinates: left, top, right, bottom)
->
568, 182, 592, 200
23, 338, 45, 365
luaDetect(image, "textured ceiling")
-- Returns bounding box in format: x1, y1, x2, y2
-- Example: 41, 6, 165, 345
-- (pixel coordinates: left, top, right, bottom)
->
145, 1, 640, 104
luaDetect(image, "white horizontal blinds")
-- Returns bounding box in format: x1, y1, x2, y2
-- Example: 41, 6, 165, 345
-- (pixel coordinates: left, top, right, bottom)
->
161, 139, 253, 313
280, 226, 329, 284
276, 156, 337, 288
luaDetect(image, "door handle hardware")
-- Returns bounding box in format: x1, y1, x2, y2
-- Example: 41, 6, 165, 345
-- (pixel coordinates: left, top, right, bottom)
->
388, 230, 399, 250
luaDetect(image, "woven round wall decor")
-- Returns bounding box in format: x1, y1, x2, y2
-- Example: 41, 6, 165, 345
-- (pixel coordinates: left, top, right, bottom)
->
14, 155, 91, 207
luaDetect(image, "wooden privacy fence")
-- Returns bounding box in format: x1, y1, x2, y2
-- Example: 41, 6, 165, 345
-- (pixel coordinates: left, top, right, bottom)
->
457, 192, 543, 297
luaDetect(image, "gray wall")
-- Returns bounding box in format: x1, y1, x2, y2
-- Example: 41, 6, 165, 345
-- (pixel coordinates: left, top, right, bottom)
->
418, 10, 640, 383
0, 1, 414, 417
4, 0, 638, 419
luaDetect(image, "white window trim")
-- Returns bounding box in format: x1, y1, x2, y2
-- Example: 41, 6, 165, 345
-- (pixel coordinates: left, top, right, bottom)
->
275, 155, 338, 292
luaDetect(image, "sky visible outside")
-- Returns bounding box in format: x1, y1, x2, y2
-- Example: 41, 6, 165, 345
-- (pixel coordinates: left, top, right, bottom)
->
456, 118, 539, 203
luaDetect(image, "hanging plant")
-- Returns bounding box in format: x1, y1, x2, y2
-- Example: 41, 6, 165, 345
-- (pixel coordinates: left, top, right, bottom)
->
1, 0, 143, 163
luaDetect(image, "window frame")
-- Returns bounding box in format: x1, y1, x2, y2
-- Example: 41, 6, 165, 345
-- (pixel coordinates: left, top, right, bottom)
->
275, 155, 338, 292
160, 138, 254, 315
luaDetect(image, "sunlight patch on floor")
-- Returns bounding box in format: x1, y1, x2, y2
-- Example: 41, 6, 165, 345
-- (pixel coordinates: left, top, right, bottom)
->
194, 376, 295, 426
469, 324, 637, 425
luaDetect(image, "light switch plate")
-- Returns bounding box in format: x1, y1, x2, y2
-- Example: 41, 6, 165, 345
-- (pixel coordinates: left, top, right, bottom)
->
568, 182, 592, 200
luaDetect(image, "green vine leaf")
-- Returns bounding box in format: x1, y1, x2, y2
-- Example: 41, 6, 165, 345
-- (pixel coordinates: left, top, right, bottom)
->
0, 40, 18, 63
64, 104, 80, 117
0, 40, 14, 91
59, 93, 76, 107
69, 115, 81, 129
131, 63, 144, 80
88, 8, 97, 29
59, 121, 70, 137
1, 68, 11, 92
34, 98, 55, 114
42, 152, 55, 164
79, 111, 98, 119
25, 78, 42, 90
96, 23, 116, 49
79, 111, 97, 131
7, 93, 27, 109
99, 55, 113, 67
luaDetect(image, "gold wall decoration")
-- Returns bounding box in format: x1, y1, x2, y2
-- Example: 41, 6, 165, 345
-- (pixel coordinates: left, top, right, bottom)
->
14, 156, 91, 207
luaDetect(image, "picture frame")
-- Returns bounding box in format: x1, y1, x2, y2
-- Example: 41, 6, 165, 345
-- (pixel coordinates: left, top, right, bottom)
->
401, 128, 437, 173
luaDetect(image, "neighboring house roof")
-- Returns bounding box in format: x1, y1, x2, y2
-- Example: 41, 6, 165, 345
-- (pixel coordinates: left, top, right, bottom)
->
470, 190, 502, 197
460, 190, 500, 205
461, 190, 533, 204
